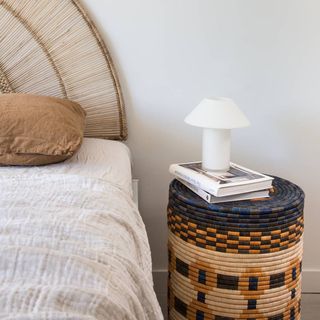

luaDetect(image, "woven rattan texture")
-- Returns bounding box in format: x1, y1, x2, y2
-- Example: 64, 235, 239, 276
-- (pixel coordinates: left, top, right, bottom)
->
167, 176, 304, 320
168, 177, 304, 254
0, 72, 13, 93
0, 0, 127, 140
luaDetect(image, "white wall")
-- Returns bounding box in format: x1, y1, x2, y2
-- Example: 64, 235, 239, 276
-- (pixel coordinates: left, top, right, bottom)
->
81, 0, 320, 286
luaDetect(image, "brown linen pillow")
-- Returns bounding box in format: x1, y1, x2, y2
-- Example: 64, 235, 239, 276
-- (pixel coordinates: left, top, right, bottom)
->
0, 93, 86, 165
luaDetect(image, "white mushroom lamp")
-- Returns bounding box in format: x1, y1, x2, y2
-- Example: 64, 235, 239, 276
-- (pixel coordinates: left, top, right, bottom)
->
184, 97, 250, 172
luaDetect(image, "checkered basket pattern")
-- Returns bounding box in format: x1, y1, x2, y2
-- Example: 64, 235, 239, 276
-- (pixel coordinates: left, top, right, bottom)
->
168, 176, 304, 320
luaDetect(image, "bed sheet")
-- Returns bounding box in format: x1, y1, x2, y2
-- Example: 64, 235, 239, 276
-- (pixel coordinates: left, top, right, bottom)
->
0, 138, 163, 319
0, 138, 133, 196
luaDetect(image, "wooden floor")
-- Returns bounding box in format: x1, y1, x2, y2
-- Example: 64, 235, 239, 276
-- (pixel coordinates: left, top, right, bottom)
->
160, 294, 320, 319
302, 294, 320, 319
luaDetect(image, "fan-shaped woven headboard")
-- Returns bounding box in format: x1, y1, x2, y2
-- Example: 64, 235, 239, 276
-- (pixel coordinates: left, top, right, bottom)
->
0, 0, 127, 140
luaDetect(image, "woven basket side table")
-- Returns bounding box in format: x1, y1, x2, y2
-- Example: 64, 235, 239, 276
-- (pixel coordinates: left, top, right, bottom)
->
167, 176, 304, 320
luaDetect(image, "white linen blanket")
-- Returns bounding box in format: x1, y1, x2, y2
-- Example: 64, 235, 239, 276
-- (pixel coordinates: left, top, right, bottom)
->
0, 173, 163, 320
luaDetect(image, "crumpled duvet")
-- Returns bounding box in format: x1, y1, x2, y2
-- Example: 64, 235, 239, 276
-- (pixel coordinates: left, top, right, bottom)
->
0, 173, 163, 320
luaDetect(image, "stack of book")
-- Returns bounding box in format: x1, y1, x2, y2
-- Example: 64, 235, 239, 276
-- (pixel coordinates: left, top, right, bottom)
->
169, 162, 273, 203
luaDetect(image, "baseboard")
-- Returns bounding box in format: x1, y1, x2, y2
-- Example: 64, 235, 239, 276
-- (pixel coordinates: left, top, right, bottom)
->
153, 269, 167, 293
153, 269, 320, 294
302, 269, 320, 293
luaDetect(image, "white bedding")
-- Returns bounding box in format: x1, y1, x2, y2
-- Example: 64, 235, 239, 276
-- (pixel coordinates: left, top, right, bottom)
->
0, 138, 134, 196
0, 139, 163, 319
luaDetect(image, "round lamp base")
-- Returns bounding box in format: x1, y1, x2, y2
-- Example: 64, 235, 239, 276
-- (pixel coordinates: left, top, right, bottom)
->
202, 128, 230, 172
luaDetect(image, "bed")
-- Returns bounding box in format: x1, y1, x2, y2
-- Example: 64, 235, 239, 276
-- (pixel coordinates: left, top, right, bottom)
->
0, 139, 163, 319
0, 0, 163, 319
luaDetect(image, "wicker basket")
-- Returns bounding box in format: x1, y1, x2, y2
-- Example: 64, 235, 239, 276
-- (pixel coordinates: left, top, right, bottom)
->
168, 176, 304, 320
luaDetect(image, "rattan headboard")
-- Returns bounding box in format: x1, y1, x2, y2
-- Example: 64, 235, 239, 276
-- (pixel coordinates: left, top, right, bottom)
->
0, 0, 127, 140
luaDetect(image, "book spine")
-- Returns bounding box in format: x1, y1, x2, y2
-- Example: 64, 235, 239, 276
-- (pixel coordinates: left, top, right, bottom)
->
177, 178, 212, 202
169, 164, 218, 195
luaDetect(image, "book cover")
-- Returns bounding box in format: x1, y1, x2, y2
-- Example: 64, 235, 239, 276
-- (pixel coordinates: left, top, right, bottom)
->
169, 161, 273, 197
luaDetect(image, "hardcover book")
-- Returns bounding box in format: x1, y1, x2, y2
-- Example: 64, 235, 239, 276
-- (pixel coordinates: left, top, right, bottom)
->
169, 161, 273, 197
177, 178, 270, 203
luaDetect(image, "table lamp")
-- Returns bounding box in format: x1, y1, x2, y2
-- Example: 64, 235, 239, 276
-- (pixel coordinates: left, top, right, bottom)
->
184, 97, 250, 172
